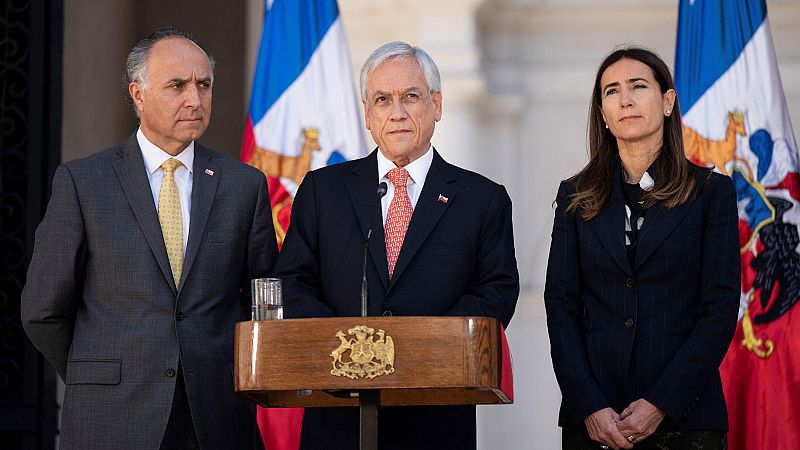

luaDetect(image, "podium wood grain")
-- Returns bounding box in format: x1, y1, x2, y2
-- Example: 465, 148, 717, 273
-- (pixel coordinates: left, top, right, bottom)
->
234, 316, 510, 407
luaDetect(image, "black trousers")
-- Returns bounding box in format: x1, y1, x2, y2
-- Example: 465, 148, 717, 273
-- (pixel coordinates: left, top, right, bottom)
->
160, 364, 200, 450
562, 425, 727, 450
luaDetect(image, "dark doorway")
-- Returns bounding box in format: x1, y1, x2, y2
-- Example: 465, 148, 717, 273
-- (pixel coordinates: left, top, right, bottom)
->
0, 0, 64, 449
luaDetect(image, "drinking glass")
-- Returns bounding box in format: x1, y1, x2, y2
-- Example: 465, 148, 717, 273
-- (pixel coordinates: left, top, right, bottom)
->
251, 278, 282, 320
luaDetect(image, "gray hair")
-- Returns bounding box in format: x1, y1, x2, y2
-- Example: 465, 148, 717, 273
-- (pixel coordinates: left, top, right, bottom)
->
124, 27, 215, 116
359, 41, 441, 102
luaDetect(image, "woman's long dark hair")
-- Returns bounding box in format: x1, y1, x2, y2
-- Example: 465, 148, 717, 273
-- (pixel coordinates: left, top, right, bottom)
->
567, 46, 696, 220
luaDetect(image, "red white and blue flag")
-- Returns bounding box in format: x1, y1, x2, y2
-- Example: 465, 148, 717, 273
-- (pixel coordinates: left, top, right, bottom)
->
242, 0, 367, 246
241, 1, 367, 448
676, 1, 800, 448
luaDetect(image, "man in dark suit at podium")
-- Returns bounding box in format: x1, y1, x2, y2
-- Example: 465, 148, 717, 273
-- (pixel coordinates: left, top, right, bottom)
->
276, 41, 519, 450
21, 28, 276, 449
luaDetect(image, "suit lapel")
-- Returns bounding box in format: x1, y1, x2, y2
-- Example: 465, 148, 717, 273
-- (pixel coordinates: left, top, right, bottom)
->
587, 165, 634, 278
633, 185, 699, 270
388, 150, 456, 291
344, 151, 390, 289
180, 144, 220, 291
112, 135, 177, 293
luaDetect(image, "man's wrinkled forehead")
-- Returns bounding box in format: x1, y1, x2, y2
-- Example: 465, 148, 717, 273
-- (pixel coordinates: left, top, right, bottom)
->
147, 38, 212, 76
366, 57, 428, 94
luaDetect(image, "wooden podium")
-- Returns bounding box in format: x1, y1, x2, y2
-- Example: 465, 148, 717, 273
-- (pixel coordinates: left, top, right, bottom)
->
234, 316, 512, 449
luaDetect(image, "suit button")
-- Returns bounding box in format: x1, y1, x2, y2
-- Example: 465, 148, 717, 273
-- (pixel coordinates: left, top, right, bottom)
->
625, 318, 635, 328
382, 310, 393, 316
165, 368, 176, 377
626, 278, 635, 288
176, 312, 184, 321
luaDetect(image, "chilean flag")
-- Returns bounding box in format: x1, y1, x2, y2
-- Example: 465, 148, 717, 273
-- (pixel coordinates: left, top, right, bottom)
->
675, 1, 800, 448
242, 0, 367, 246
241, 1, 367, 448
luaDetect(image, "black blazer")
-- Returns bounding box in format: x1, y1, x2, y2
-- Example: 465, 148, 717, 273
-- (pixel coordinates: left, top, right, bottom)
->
544, 163, 740, 432
275, 149, 519, 449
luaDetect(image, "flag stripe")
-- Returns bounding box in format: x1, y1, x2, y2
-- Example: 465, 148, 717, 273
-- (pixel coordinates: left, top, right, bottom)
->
248, 0, 339, 121
675, 0, 767, 113
252, 19, 364, 165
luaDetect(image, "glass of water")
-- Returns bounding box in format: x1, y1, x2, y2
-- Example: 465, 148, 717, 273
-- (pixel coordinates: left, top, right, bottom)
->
251, 278, 283, 320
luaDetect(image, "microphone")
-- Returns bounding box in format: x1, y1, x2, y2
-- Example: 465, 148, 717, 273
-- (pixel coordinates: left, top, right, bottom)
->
362, 182, 388, 317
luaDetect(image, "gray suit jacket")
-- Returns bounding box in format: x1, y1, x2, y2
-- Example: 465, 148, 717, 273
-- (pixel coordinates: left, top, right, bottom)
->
21, 135, 277, 449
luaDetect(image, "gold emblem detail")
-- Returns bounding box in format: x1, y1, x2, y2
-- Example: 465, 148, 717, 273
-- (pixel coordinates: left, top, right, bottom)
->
683, 111, 747, 176
740, 294, 775, 358
248, 127, 321, 185
331, 326, 395, 379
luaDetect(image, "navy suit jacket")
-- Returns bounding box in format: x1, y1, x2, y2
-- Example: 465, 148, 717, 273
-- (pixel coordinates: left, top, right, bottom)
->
544, 163, 740, 431
275, 149, 519, 449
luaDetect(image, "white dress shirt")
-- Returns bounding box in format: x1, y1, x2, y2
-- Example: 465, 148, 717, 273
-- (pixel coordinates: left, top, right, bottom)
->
377, 146, 434, 225
137, 129, 194, 253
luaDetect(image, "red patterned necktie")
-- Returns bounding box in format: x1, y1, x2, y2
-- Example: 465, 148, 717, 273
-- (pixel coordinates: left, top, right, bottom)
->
385, 167, 412, 279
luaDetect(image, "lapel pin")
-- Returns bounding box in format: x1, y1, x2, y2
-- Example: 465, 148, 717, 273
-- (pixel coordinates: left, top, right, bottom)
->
438, 194, 449, 204
204, 168, 215, 176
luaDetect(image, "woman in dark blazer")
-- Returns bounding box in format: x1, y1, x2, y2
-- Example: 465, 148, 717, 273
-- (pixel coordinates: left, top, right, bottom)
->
544, 47, 740, 450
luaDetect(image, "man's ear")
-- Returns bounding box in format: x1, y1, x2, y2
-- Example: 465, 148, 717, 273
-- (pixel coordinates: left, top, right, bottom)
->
129, 82, 145, 113
432, 91, 442, 122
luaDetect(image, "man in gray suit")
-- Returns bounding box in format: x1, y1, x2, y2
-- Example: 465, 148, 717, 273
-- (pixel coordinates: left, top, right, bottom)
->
21, 28, 275, 449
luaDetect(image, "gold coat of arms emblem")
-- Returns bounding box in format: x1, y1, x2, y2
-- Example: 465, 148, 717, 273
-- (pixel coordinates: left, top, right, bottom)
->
330, 325, 395, 379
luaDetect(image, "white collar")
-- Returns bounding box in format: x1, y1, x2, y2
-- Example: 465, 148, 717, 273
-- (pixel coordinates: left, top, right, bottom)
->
137, 128, 195, 175
639, 171, 655, 191
377, 145, 434, 186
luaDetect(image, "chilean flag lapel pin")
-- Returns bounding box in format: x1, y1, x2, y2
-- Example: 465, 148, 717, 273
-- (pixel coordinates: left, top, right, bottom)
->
438, 194, 449, 204
204, 168, 215, 176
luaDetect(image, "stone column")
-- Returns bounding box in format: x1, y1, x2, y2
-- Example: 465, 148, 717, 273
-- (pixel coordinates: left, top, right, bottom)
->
406, 0, 486, 171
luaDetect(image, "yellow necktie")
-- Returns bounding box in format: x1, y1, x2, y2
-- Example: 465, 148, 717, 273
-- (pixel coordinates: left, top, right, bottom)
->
159, 159, 184, 288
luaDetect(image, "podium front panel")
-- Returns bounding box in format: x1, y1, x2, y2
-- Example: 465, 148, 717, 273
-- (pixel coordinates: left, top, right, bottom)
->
234, 316, 510, 407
